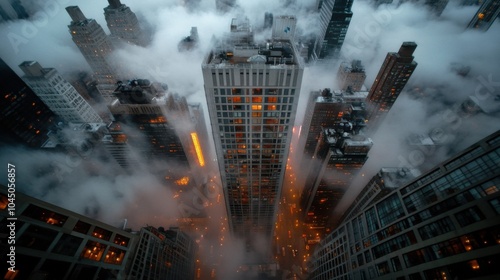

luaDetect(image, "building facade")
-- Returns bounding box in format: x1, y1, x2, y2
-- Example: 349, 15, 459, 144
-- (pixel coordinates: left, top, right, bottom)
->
301, 127, 373, 231
312, 0, 354, 60
107, 79, 208, 184
103, 0, 148, 47
0, 58, 57, 148
202, 19, 304, 238
126, 226, 196, 280
337, 60, 367, 92
308, 130, 500, 280
467, 0, 500, 31
0, 185, 137, 280
365, 42, 418, 130
297, 88, 368, 170
19, 61, 103, 124
66, 6, 119, 102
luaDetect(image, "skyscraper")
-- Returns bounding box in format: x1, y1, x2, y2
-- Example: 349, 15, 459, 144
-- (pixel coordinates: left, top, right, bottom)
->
301, 127, 373, 231
312, 0, 354, 60
103, 0, 148, 47
308, 130, 500, 280
365, 42, 418, 129
201, 18, 304, 239
19, 61, 103, 124
0, 185, 197, 280
337, 60, 367, 92
107, 79, 208, 184
127, 226, 197, 280
0, 184, 137, 279
0, 58, 57, 147
467, 0, 500, 31
297, 88, 368, 169
0, 0, 28, 22
66, 6, 119, 102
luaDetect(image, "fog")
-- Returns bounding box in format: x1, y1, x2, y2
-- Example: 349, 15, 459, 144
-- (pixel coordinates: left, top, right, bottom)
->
1, 0, 500, 278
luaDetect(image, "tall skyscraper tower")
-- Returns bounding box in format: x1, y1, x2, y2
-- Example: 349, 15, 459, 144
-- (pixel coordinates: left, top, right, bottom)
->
308, 130, 500, 280
297, 88, 368, 170
66, 6, 118, 102
312, 0, 354, 60
301, 127, 373, 231
366, 42, 418, 129
0, 58, 57, 147
19, 61, 103, 124
0, 185, 197, 280
337, 60, 367, 92
467, 0, 500, 31
202, 19, 304, 239
103, 0, 148, 47
107, 79, 208, 184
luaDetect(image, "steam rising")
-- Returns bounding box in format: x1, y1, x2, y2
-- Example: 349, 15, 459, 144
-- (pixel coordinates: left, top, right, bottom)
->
1, 0, 499, 278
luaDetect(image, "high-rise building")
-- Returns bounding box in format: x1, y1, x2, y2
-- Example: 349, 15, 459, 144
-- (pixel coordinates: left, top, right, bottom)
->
337, 60, 367, 92
0, 0, 28, 21
127, 226, 197, 280
307, 130, 500, 280
0, 184, 137, 279
0, 185, 197, 280
215, 0, 237, 14
202, 18, 304, 238
297, 88, 368, 169
312, 0, 354, 60
66, 6, 119, 102
425, 0, 450, 16
301, 127, 373, 231
103, 0, 148, 47
19, 61, 103, 124
467, 0, 500, 31
365, 42, 418, 129
0, 58, 57, 147
107, 79, 208, 184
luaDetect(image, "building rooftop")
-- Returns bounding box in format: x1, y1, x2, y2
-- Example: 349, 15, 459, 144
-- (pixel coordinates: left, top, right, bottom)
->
316, 88, 368, 103
205, 40, 300, 67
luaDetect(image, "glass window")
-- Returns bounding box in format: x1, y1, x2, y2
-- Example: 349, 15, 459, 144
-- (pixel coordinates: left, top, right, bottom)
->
91, 226, 112, 241
489, 197, 500, 214
73, 220, 91, 234
21, 204, 68, 227
104, 246, 126, 265
418, 217, 455, 240
376, 261, 390, 276
52, 234, 83, 256
80, 240, 107, 261
391, 256, 402, 271
113, 234, 130, 247
18, 224, 58, 251
455, 206, 485, 227
377, 194, 405, 227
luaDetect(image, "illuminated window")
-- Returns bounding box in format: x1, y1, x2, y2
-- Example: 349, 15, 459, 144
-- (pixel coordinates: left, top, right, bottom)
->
81, 240, 106, 262
92, 226, 112, 241
21, 204, 68, 227
252, 97, 262, 103
104, 246, 126, 265
252, 105, 262, 110
267, 105, 277, 110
